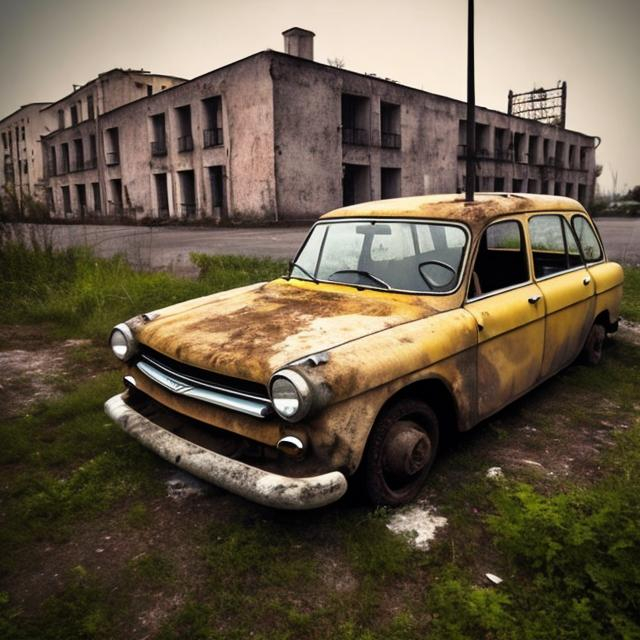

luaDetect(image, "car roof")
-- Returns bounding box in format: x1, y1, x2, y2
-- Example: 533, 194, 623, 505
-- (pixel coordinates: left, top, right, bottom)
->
321, 193, 588, 231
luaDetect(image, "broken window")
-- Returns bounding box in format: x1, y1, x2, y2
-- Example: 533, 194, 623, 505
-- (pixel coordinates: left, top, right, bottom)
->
579, 146, 589, 170
380, 102, 401, 148
381, 167, 401, 199
70, 105, 78, 126
493, 176, 505, 191
203, 97, 223, 147
58, 109, 65, 130
178, 169, 196, 216
176, 105, 193, 152
150, 113, 167, 156
61, 143, 70, 173
154, 173, 170, 217
76, 184, 87, 218
92, 182, 101, 213
88, 135, 97, 168
529, 215, 583, 278
105, 127, 120, 165
61, 185, 71, 214
513, 133, 526, 162
475, 123, 490, 158
568, 144, 577, 168
341, 94, 369, 145
578, 183, 586, 204
565, 182, 574, 198
109, 179, 123, 214
46, 188, 55, 213
458, 120, 467, 157
87, 95, 95, 120
555, 141, 565, 168
73, 138, 84, 171
527, 179, 538, 193
543, 138, 553, 164
468, 220, 528, 299
494, 127, 508, 160
208, 165, 227, 220
512, 178, 523, 192
528, 135, 539, 164
342, 163, 370, 206
48, 147, 57, 177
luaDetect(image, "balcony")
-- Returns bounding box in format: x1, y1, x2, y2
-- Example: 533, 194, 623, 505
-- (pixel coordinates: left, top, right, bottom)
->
381, 132, 401, 149
203, 128, 223, 148
342, 127, 369, 146
106, 152, 120, 166
151, 140, 167, 157
180, 203, 196, 216
178, 135, 193, 153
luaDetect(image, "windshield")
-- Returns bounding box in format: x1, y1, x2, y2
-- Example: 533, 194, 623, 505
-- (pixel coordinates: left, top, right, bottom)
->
290, 220, 468, 294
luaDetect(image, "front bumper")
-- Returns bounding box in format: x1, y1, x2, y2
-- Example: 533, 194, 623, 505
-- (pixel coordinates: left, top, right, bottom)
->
104, 392, 348, 510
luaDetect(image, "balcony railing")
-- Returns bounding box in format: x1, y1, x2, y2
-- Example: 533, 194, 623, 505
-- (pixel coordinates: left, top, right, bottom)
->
342, 127, 369, 146
381, 132, 401, 149
71, 159, 85, 172
203, 128, 223, 148
151, 140, 167, 156
106, 152, 120, 166
85, 157, 97, 170
180, 203, 196, 216
178, 135, 193, 152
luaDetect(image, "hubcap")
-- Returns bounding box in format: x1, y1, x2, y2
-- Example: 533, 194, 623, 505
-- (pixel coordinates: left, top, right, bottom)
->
384, 421, 432, 478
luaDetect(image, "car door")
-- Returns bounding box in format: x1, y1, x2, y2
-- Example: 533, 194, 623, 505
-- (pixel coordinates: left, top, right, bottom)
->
528, 214, 596, 378
464, 218, 545, 420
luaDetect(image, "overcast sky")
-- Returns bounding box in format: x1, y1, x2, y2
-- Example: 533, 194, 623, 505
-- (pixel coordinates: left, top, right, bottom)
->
1, 0, 637, 193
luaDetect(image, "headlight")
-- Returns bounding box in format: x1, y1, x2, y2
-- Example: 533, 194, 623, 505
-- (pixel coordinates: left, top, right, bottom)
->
269, 370, 312, 422
109, 323, 138, 361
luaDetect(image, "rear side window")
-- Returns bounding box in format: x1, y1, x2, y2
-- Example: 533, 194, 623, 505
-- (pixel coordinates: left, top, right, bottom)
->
529, 215, 584, 278
572, 215, 603, 262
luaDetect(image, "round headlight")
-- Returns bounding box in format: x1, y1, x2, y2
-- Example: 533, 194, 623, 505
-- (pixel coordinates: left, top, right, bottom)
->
270, 370, 312, 422
109, 323, 138, 361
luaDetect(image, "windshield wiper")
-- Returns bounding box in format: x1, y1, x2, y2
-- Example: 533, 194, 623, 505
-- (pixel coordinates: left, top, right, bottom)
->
328, 269, 391, 290
288, 261, 319, 283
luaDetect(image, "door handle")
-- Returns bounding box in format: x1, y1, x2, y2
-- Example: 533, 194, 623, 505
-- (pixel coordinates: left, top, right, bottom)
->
583, 276, 591, 286
528, 295, 541, 304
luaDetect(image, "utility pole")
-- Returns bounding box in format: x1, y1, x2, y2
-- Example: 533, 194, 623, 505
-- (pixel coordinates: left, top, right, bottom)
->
465, 0, 476, 202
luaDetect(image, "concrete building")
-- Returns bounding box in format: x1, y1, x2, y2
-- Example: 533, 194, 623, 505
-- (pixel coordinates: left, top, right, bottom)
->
1, 103, 53, 208
6, 30, 599, 222
1, 68, 185, 214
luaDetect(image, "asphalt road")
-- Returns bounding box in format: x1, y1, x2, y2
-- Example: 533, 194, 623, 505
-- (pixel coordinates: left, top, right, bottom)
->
8, 216, 639, 274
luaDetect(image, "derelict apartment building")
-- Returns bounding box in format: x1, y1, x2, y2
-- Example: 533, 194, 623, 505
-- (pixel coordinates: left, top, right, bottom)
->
2, 29, 598, 223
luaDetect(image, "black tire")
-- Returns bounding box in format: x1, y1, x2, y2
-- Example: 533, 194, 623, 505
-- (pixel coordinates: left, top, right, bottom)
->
363, 399, 439, 506
580, 322, 606, 365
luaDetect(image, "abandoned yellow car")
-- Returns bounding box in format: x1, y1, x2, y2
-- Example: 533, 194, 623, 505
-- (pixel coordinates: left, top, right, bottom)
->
105, 193, 623, 509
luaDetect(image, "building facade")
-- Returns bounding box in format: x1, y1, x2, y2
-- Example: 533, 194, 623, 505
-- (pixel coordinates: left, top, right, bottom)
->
4, 30, 599, 223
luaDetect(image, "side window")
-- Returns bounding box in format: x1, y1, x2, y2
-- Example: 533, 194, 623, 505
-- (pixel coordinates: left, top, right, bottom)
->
469, 220, 529, 298
572, 215, 603, 262
529, 215, 584, 278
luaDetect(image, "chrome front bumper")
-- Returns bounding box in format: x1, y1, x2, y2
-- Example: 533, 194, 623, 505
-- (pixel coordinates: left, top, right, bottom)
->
104, 392, 348, 510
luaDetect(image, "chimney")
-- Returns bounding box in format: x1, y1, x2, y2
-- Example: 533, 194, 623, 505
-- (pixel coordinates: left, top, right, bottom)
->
282, 27, 315, 61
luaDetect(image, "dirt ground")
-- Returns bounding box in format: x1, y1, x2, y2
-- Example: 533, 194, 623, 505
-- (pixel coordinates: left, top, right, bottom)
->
1, 321, 638, 638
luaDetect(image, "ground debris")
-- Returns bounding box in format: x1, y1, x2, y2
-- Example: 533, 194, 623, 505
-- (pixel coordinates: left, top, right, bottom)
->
386, 500, 447, 550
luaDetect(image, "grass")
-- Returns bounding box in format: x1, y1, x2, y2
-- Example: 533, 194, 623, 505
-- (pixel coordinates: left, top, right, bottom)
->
622, 266, 640, 322
0, 243, 639, 639
0, 243, 287, 339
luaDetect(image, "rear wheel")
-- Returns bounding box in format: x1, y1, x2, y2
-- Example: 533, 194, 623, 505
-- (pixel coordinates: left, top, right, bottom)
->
364, 399, 439, 506
580, 322, 606, 365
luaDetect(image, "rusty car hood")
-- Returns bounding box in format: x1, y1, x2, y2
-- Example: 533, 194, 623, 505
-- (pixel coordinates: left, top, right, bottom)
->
135, 279, 443, 383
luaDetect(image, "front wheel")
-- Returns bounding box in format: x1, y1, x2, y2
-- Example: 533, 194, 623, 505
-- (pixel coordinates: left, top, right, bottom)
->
363, 399, 439, 506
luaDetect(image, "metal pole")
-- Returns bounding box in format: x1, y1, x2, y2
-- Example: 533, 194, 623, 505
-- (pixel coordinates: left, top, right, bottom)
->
465, 0, 476, 202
